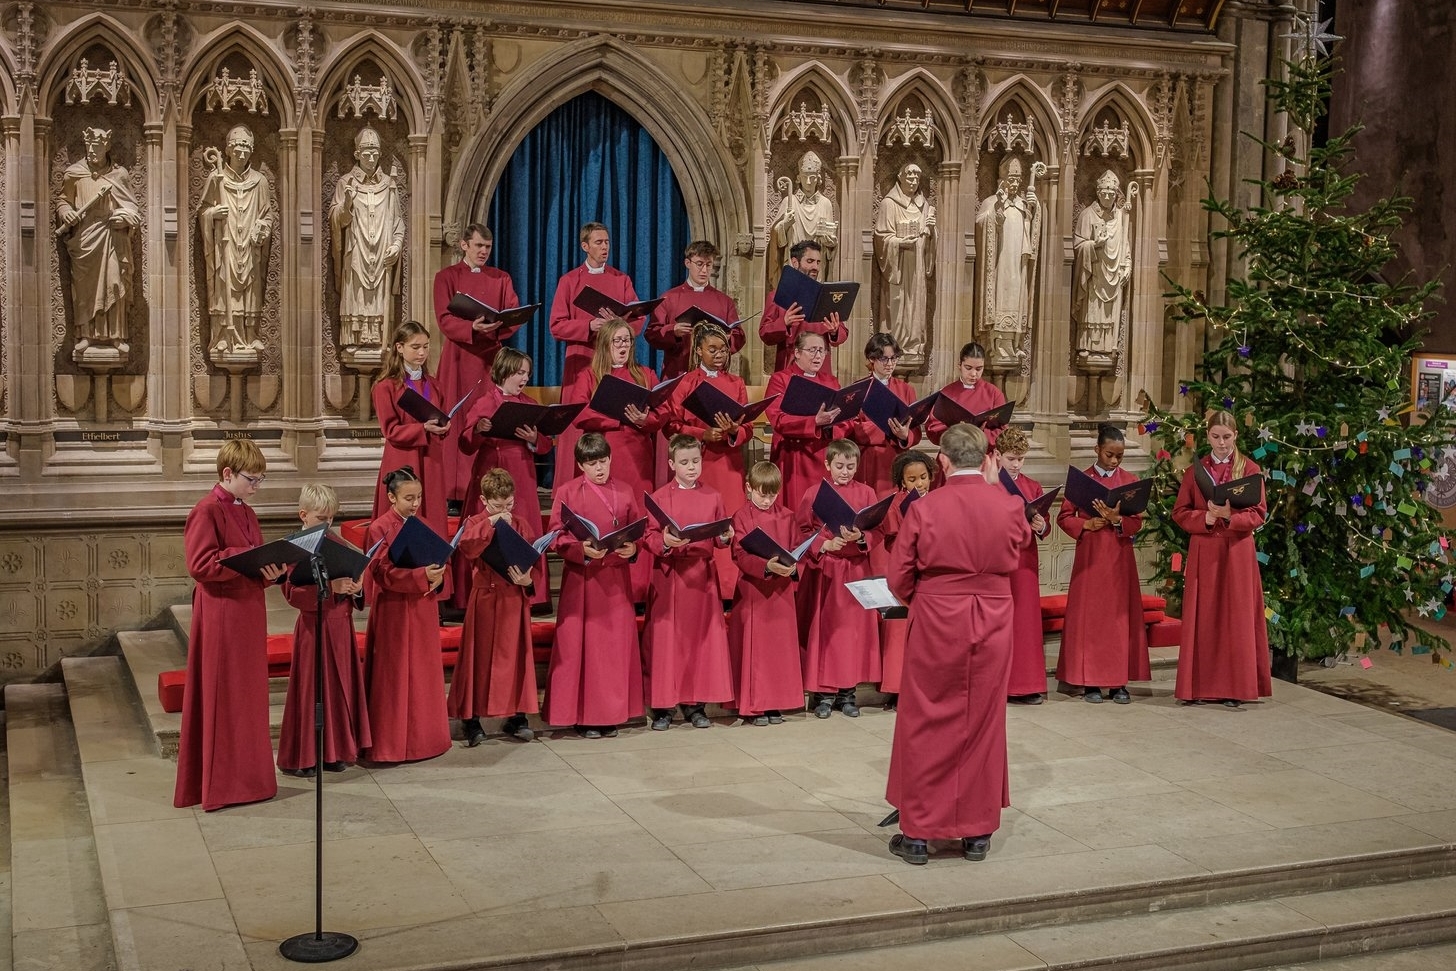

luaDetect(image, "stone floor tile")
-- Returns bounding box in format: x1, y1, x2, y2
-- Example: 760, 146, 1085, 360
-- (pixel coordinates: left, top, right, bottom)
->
1271, 742, 1456, 813
613, 779, 848, 846
12, 922, 112, 971
111, 897, 250, 971
79, 757, 196, 826
11, 835, 108, 932
1183, 768, 1413, 827
378, 767, 632, 841
195, 773, 412, 852
1159, 816, 1445, 873
556, 741, 783, 796
94, 816, 224, 909
671, 827, 904, 891
1073, 725, 1300, 783
1009, 754, 1183, 809
1023, 787, 1273, 851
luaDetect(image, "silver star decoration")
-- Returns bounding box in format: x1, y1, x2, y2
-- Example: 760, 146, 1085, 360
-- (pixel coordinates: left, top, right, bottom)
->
1425, 598, 1443, 615
1438, 464, 1452, 482
1257, 426, 1274, 441
1377, 407, 1391, 421
1418, 603, 1432, 618
1443, 572, 1454, 586
1283, 16, 1342, 59
1404, 588, 1416, 602
1295, 420, 1316, 436
1312, 494, 1326, 506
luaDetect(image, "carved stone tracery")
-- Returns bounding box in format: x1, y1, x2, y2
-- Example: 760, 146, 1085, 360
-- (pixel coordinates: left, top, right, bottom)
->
63, 59, 133, 106
337, 74, 398, 120
202, 67, 271, 115
1081, 116, 1132, 159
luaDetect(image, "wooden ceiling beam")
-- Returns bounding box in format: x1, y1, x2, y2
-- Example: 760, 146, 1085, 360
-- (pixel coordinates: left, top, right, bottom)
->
1130, 0, 1146, 25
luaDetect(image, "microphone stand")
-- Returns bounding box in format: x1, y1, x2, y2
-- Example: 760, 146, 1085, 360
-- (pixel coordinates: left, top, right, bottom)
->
280, 548, 359, 963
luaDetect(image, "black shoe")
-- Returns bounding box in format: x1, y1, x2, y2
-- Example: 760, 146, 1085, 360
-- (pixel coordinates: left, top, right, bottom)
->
962, 835, 991, 862
813, 699, 833, 719
766, 711, 784, 724
888, 833, 929, 866
322, 761, 348, 773
1110, 687, 1131, 705
651, 710, 673, 731
1221, 699, 1241, 708
1083, 688, 1104, 704
578, 726, 602, 739
463, 718, 486, 747
599, 725, 619, 738
502, 715, 534, 741
1010, 693, 1044, 705
882, 693, 898, 712
282, 766, 316, 778
689, 708, 711, 729
751, 715, 770, 727
840, 698, 861, 718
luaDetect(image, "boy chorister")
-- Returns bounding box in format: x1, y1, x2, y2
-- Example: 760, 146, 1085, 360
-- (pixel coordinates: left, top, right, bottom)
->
642, 434, 736, 730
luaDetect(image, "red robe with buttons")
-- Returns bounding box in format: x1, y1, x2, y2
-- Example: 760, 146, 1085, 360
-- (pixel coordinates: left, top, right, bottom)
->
1172, 457, 1272, 702
449, 512, 540, 719
766, 364, 849, 513
1056, 465, 1151, 689
848, 375, 923, 495
174, 485, 278, 811
362, 511, 451, 764
641, 482, 735, 708
924, 380, 1008, 451
549, 264, 639, 388
371, 375, 450, 546
647, 282, 745, 379
759, 291, 849, 376
795, 478, 882, 692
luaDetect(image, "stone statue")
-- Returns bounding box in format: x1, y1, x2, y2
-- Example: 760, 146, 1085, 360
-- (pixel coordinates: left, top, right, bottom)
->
198, 124, 276, 354
56, 127, 141, 356
1073, 169, 1136, 373
873, 162, 936, 359
975, 155, 1042, 372
768, 150, 838, 290
330, 126, 405, 349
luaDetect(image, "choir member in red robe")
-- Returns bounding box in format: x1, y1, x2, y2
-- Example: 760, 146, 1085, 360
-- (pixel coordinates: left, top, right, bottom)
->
1172, 410, 1272, 706
849, 333, 922, 494
796, 439, 882, 717
642, 435, 736, 730
885, 423, 1029, 865
545, 433, 646, 737
873, 450, 934, 709
646, 240, 745, 379
175, 440, 284, 811
371, 320, 450, 544
458, 348, 552, 611
362, 469, 452, 764
924, 341, 1007, 451
729, 462, 806, 723
1056, 424, 1151, 703
549, 221, 641, 388
433, 224, 522, 503
450, 469, 540, 746
664, 323, 750, 599
996, 428, 1051, 704
278, 484, 371, 775
767, 332, 851, 512
759, 240, 848, 375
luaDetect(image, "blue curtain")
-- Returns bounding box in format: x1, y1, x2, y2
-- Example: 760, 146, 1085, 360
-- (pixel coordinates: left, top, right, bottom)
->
487, 91, 692, 387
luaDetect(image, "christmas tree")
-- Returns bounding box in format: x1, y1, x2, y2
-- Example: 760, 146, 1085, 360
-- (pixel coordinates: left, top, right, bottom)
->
1143, 20, 1455, 670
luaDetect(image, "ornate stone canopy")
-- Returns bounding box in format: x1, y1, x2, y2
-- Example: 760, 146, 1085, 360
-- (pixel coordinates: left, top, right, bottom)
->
797, 0, 1230, 30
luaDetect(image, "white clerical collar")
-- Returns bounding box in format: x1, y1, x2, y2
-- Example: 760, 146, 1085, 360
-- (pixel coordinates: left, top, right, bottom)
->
876, 375, 892, 385
675, 480, 697, 490
961, 382, 978, 390
1211, 455, 1232, 465
404, 366, 423, 382
949, 469, 984, 478
689, 283, 706, 292
585, 263, 606, 275
1094, 466, 1116, 478
700, 366, 719, 378
469, 266, 482, 273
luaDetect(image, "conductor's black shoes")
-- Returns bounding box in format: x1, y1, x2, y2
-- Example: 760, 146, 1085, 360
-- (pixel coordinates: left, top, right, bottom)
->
889, 834, 929, 866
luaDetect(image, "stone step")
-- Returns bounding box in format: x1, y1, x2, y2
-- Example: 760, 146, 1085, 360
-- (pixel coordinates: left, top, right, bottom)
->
740, 873, 1456, 971
60, 656, 251, 971
4, 682, 114, 971
117, 629, 186, 759
0, 712, 12, 971
1265, 940, 1456, 969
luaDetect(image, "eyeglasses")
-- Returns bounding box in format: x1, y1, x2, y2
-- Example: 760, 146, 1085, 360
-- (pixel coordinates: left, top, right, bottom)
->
801, 347, 828, 357
874, 355, 901, 364
238, 471, 266, 486
610, 336, 634, 346
687, 259, 715, 270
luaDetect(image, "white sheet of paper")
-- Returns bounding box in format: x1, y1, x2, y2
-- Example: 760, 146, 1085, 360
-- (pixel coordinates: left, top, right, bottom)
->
844, 576, 905, 611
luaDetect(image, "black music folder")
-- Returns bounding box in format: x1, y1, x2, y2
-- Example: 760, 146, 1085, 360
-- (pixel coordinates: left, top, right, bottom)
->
862, 382, 938, 436
1194, 463, 1265, 510
811, 481, 895, 535
558, 503, 649, 551
772, 264, 859, 321
573, 286, 663, 320
739, 527, 817, 564
480, 521, 558, 581
998, 469, 1061, 524
682, 382, 778, 427
642, 493, 733, 544
221, 523, 326, 578
387, 516, 466, 569
587, 373, 683, 424
931, 395, 1014, 431
485, 400, 585, 439
445, 293, 541, 329
286, 529, 371, 585
1063, 467, 1154, 517
779, 375, 872, 422
397, 383, 478, 426
673, 306, 760, 331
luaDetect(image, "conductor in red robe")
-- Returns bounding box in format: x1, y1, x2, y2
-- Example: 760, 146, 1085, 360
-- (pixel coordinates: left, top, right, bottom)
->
433, 224, 522, 503
885, 423, 1029, 864
1171, 410, 1272, 705
549, 221, 641, 388
175, 440, 284, 811
646, 240, 745, 379
759, 240, 848, 376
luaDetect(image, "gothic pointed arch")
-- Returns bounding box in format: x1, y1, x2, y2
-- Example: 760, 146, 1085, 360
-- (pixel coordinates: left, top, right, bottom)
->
1077, 82, 1158, 169
179, 23, 296, 128
36, 15, 161, 123
316, 32, 426, 132
768, 63, 860, 158
445, 35, 744, 255
878, 67, 961, 163
978, 77, 1061, 167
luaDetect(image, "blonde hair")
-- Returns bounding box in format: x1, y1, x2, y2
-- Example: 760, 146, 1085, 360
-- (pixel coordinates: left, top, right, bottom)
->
479, 468, 515, 502
589, 319, 649, 388
297, 483, 339, 519
1205, 409, 1247, 478
216, 439, 265, 479
996, 426, 1030, 456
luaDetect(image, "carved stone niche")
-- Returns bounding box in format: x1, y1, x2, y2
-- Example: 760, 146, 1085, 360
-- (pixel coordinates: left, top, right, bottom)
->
50, 43, 149, 424
188, 51, 283, 425
1071, 107, 1138, 388
765, 87, 841, 299
974, 102, 1047, 377
873, 92, 942, 371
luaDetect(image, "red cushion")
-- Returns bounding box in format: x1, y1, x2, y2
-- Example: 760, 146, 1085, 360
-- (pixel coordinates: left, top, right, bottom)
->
266, 633, 294, 677
1147, 620, 1182, 648
439, 626, 463, 651
531, 621, 556, 648
1040, 594, 1068, 619
441, 649, 459, 671
158, 670, 186, 713
340, 518, 370, 551
1141, 594, 1167, 611
1042, 617, 1065, 633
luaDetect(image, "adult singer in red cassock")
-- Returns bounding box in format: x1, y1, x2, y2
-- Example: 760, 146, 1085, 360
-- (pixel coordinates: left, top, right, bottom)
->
664, 323, 750, 599
549, 221, 641, 388
371, 320, 450, 543
458, 348, 553, 611
647, 240, 745, 379
557, 320, 665, 602
924, 342, 1007, 451
767, 331, 851, 512
1172, 410, 1272, 706
759, 240, 848, 376
849, 333, 922, 494
1056, 424, 1150, 703
175, 440, 283, 811
433, 224, 522, 504
362, 469, 452, 765
996, 427, 1051, 704
885, 423, 1029, 865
